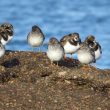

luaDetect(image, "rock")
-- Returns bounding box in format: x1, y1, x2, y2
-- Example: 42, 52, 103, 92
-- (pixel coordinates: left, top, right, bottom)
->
0, 50, 110, 110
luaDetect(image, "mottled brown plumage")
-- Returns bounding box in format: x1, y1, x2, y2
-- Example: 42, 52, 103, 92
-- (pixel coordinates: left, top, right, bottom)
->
1, 23, 13, 36
60, 33, 81, 46
84, 35, 102, 60
60, 33, 81, 60
0, 27, 8, 42
0, 23, 14, 45
84, 35, 96, 45
89, 42, 102, 60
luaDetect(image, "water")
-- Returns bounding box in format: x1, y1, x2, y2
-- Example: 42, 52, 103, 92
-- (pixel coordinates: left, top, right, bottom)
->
0, 0, 110, 69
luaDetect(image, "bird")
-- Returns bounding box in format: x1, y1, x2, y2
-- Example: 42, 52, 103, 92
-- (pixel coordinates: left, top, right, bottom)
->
60, 33, 81, 60
88, 42, 102, 60
77, 43, 96, 64
0, 27, 8, 45
0, 22, 14, 45
84, 35, 96, 45
47, 37, 64, 66
0, 42, 5, 58
27, 25, 45, 51
84, 35, 102, 60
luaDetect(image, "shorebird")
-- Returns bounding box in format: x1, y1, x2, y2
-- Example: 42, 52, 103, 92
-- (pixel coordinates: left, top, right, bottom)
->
77, 43, 96, 64
27, 25, 45, 51
0, 27, 8, 45
84, 35, 96, 45
84, 35, 102, 60
88, 42, 102, 60
47, 37, 64, 66
60, 33, 81, 60
0, 23, 14, 45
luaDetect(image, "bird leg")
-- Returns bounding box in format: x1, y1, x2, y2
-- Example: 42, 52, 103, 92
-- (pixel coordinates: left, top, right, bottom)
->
67, 53, 74, 62
81, 64, 91, 70
63, 54, 67, 60
63, 54, 70, 61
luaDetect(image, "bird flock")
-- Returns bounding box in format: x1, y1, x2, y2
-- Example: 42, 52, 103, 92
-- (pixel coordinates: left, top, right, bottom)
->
0, 23, 102, 66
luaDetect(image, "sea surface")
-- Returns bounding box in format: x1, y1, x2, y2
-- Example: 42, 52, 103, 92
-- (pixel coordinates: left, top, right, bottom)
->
0, 0, 110, 69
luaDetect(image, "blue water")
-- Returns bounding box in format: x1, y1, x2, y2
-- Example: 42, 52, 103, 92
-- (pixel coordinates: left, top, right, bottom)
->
0, 0, 110, 69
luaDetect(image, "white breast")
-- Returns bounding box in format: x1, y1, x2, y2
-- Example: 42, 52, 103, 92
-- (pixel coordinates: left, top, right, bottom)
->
77, 50, 93, 64
1, 36, 13, 45
1, 38, 8, 45
95, 48, 101, 60
64, 41, 80, 54
47, 47, 64, 62
28, 36, 44, 47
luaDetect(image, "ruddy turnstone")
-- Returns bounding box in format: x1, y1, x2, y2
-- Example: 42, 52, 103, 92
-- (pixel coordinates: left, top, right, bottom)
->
27, 25, 45, 51
84, 35, 96, 45
0, 27, 8, 45
89, 42, 102, 60
84, 35, 102, 60
77, 43, 96, 64
47, 37, 64, 66
60, 33, 81, 59
0, 23, 14, 45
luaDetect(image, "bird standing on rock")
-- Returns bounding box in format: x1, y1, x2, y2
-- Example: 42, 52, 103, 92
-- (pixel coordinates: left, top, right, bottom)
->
47, 37, 64, 66
84, 35, 96, 45
77, 43, 96, 64
0, 22, 14, 45
84, 35, 102, 60
60, 33, 81, 60
27, 25, 45, 51
88, 42, 102, 60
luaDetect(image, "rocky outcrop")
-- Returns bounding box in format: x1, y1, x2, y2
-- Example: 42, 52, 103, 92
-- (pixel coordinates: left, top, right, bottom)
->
0, 51, 110, 110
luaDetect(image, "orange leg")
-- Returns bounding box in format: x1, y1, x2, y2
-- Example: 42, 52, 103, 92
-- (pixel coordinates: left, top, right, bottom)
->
64, 54, 67, 60
81, 64, 91, 70
64, 53, 75, 62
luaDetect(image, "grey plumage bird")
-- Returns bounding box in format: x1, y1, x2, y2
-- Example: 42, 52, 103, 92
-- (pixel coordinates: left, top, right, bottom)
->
77, 43, 96, 64
47, 37, 64, 66
27, 25, 45, 51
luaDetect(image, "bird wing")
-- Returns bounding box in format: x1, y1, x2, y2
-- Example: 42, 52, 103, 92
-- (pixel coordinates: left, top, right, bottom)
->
60, 35, 69, 46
